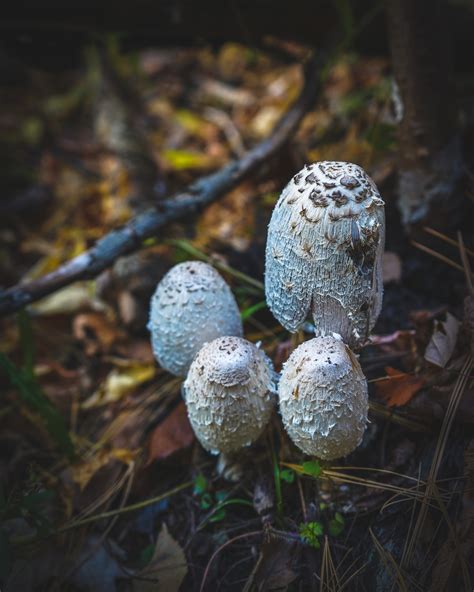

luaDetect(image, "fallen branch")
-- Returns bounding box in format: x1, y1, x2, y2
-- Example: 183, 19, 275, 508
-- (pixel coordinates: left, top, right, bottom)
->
0, 55, 324, 318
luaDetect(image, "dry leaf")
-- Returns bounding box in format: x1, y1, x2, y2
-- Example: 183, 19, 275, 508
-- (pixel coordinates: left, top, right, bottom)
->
375, 366, 425, 407
73, 312, 125, 355
71, 448, 135, 491
82, 363, 156, 408
196, 183, 255, 252
31, 282, 105, 316
424, 313, 460, 368
382, 251, 402, 284
147, 402, 195, 463
251, 105, 282, 137
133, 523, 187, 592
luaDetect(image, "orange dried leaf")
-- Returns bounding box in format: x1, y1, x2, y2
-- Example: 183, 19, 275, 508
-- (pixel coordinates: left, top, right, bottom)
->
375, 366, 425, 407
147, 402, 195, 463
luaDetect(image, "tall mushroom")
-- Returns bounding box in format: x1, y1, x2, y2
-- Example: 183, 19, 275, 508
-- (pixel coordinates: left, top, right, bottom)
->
278, 336, 368, 460
184, 336, 275, 455
265, 161, 385, 349
148, 261, 243, 377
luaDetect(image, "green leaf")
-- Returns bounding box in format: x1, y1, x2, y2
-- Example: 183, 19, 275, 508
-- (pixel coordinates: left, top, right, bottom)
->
280, 469, 295, 484
301, 460, 322, 478
193, 474, 208, 496
163, 149, 210, 171
200, 493, 213, 510
299, 521, 323, 549
240, 301, 267, 321
209, 508, 226, 523
0, 353, 75, 460
329, 512, 345, 537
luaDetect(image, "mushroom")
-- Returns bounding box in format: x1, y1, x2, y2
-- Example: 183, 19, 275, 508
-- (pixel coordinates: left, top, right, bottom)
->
265, 161, 385, 348
148, 261, 243, 377
184, 336, 276, 454
278, 336, 368, 460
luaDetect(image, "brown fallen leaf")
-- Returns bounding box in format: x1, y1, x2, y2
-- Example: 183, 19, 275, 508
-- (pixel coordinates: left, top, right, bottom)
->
375, 366, 425, 407
147, 402, 195, 463
196, 182, 255, 252
133, 523, 188, 592
73, 312, 125, 356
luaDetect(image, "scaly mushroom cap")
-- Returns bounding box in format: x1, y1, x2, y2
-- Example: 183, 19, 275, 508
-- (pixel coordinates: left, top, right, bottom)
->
148, 261, 243, 377
184, 336, 276, 454
265, 161, 385, 348
278, 336, 368, 460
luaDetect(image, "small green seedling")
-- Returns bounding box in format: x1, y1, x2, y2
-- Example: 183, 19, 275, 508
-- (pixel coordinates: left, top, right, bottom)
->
299, 521, 324, 549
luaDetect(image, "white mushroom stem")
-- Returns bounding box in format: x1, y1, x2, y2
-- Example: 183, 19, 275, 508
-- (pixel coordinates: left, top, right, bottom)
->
278, 336, 368, 460
265, 161, 385, 349
148, 261, 243, 377
184, 336, 276, 455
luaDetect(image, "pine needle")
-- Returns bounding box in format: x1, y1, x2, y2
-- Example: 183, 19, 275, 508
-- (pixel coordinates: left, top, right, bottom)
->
401, 354, 473, 568
423, 227, 474, 258
411, 241, 466, 274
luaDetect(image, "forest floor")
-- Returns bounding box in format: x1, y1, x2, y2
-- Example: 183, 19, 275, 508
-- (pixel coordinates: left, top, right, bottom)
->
0, 40, 473, 591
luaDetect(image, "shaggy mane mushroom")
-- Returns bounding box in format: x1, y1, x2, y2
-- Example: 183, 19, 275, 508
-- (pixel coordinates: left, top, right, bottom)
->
265, 160, 385, 349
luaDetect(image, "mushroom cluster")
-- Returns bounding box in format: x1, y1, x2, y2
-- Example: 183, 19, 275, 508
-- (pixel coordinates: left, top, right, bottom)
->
148, 161, 384, 464
265, 161, 384, 459
149, 261, 275, 456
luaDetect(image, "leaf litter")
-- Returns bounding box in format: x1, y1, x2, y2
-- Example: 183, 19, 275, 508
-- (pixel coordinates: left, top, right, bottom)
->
0, 35, 472, 592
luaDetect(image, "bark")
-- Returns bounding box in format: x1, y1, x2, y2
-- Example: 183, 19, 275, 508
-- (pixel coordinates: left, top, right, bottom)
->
386, 0, 462, 229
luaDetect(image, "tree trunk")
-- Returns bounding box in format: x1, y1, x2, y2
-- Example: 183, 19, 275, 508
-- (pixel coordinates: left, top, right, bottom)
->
386, 0, 462, 230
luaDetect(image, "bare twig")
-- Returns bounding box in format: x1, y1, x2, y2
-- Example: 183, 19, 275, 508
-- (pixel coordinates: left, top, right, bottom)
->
411, 241, 468, 275
0, 54, 324, 318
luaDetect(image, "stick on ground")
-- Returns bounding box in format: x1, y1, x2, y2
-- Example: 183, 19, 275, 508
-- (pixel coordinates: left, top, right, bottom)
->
0, 55, 324, 318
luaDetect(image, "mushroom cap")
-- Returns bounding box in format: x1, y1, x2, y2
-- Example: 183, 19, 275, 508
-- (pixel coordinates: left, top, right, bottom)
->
148, 261, 243, 377
265, 161, 385, 349
278, 336, 368, 460
184, 336, 276, 454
